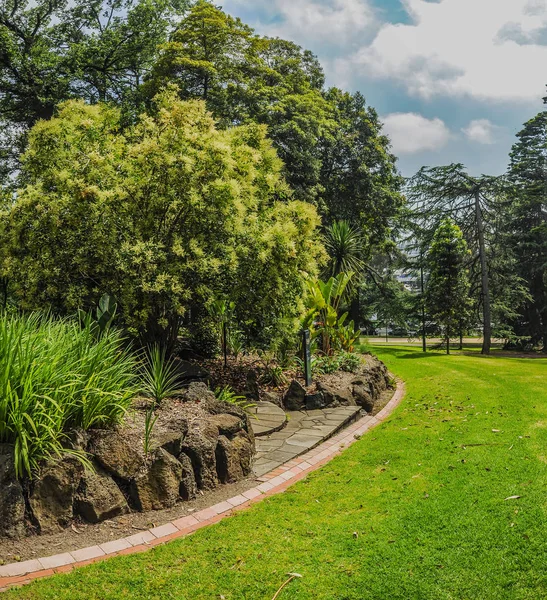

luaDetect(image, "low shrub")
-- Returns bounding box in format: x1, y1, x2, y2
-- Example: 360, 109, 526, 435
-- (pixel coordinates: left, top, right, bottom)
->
0, 313, 138, 478
337, 351, 362, 373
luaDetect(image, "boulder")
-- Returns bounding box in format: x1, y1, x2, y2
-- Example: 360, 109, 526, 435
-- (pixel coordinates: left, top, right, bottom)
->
29, 456, 84, 534
210, 413, 245, 436
284, 379, 307, 411
74, 465, 129, 524
200, 392, 255, 449
178, 361, 210, 383
317, 381, 356, 407
262, 391, 283, 408
180, 420, 220, 490
88, 429, 143, 480
155, 427, 187, 457
352, 384, 374, 412
178, 453, 198, 501
244, 369, 260, 401
66, 428, 89, 451
183, 382, 217, 405
0, 445, 26, 539
215, 432, 254, 484
130, 448, 183, 511
305, 392, 328, 410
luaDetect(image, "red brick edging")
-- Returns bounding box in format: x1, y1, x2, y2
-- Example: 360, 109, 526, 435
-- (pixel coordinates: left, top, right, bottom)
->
0, 380, 406, 592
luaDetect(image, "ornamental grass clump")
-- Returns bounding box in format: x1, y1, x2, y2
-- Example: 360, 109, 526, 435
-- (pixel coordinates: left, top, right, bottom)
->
0, 312, 138, 479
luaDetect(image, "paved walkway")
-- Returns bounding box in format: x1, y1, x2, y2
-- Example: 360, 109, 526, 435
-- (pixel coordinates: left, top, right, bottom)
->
0, 383, 405, 593
248, 402, 287, 437
252, 405, 361, 477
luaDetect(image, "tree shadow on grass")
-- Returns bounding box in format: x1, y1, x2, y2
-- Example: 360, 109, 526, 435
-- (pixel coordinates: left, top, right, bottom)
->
369, 347, 445, 360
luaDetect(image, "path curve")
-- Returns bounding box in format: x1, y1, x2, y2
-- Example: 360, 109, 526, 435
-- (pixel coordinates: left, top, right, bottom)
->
0, 380, 406, 593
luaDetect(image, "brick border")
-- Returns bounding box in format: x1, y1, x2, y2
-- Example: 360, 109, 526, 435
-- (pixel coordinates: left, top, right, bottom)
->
0, 380, 406, 592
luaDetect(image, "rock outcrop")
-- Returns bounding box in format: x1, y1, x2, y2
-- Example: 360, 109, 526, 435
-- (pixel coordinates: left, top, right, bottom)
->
29, 456, 84, 534
0, 445, 26, 539
283, 355, 392, 414
130, 448, 184, 511
75, 465, 129, 523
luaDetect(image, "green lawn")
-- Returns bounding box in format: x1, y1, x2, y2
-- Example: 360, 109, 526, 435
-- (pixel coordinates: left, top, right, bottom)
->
7, 347, 547, 599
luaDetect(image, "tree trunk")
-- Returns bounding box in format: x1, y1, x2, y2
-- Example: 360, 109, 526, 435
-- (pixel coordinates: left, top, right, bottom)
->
421, 263, 427, 353
475, 190, 492, 354
349, 293, 360, 328
446, 334, 450, 354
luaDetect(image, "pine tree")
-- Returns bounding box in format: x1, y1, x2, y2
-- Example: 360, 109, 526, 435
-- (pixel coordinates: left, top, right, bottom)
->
507, 112, 547, 350
426, 220, 471, 354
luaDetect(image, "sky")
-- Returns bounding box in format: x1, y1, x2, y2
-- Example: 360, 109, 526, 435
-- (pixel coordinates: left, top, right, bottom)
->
220, 0, 547, 177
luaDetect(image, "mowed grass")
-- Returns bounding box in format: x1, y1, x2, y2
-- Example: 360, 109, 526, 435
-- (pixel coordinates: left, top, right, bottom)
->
7, 347, 547, 599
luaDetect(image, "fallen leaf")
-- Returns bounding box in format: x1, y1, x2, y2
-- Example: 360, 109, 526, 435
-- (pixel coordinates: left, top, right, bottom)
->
504, 495, 521, 501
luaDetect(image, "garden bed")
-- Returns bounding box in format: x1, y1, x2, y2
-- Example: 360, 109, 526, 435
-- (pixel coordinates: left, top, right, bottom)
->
0, 339, 393, 564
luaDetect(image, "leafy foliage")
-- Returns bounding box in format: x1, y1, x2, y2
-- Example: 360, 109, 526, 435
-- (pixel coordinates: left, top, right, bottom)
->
0, 312, 138, 478
302, 272, 360, 355
0, 0, 190, 187
1, 92, 324, 350
406, 164, 524, 354
507, 111, 547, 350
214, 386, 255, 411
324, 220, 365, 298
144, 1, 404, 231
425, 220, 472, 354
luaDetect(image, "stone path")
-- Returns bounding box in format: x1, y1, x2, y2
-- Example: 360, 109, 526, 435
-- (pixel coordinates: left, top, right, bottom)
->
248, 402, 287, 437
252, 405, 362, 477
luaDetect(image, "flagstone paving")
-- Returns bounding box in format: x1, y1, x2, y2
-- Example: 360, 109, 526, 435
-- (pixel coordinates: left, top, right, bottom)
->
252, 405, 362, 477
248, 401, 287, 437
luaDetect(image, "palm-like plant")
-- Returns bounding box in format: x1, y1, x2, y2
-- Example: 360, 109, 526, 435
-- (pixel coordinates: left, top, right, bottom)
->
302, 272, 357, 355
324, 220, 366, 279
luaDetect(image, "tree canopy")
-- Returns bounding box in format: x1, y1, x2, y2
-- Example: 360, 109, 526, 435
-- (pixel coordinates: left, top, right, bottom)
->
507, 111, 547, 349
144, 0, 404, 241
1, 92, 324, 349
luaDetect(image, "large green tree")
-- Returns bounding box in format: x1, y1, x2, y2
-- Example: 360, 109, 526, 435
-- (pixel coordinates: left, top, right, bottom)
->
144, 0, 332, 204
0, 0, 189, 186
144, 1, 404, 234
407, 164, 517, 354
425, 220, 471, 354
507, 112, 547, 350
1, 92, 324, 350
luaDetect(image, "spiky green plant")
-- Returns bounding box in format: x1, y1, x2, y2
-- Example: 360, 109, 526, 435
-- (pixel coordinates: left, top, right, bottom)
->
214, 386, 256, 411
324, 220, 365, 280
141, 345, 183, 405
0, 312, 138, 479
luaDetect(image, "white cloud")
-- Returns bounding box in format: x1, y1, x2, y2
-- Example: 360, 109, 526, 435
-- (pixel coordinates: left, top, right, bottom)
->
225, 0, 375, 51
348, 0, 547, 102
462, 119, 498, 144
382, 113, 451, 154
